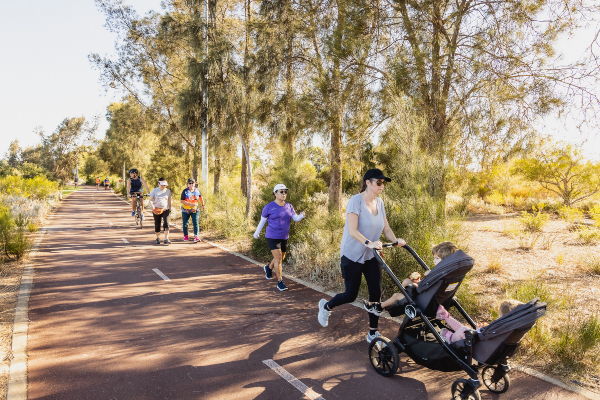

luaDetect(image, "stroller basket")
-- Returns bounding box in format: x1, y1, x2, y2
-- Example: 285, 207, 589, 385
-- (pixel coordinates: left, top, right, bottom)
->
368, 243, 546, 399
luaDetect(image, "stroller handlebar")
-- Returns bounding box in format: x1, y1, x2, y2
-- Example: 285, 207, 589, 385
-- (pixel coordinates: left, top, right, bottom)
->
378, 243, 431, 272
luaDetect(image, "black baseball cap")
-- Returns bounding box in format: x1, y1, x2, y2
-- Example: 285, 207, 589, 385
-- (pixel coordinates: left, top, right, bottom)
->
363, 168, 391, 182
187, 178, 195, 184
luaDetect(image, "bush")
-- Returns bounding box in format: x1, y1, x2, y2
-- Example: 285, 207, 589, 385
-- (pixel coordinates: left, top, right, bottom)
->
558, 206, 584, 224
518, 206, 549, 232
590, 204, 600, 227
0, 175, 58, 200
0, 207, 31, 261
550, 315, 600, 372
578, 252, 600, 275
574, 226, 600, 245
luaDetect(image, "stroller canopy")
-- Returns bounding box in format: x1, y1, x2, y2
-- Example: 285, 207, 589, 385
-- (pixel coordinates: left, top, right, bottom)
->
417, 250, 474, 294
478, 298, 546, 341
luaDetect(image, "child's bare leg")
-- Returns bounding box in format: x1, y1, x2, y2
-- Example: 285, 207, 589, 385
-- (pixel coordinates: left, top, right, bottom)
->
381, 293, 404, 308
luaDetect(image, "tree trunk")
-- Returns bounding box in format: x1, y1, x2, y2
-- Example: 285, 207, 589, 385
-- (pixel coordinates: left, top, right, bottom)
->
241, 149, 248, 197
214, 154, 221, 193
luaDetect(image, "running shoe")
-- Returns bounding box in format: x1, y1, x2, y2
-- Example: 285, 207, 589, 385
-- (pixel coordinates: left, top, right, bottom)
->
155, 238, 160, 245
183, 235, 189, 241
366, 331, 382, 343
164, 239, 171, 244
131, 211, 136, 217
363, 300, 383, 316
194, 236, 200, 243
277, 280, 288, 291
318, 299, 331, 327
264, 265, 273, 280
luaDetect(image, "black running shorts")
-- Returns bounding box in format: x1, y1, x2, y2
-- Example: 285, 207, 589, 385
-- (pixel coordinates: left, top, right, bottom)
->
266, 238, 288, 253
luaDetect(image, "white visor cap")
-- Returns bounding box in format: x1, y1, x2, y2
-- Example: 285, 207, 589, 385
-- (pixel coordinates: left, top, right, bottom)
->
159, 181, 168, 186
273, 183, 288, 193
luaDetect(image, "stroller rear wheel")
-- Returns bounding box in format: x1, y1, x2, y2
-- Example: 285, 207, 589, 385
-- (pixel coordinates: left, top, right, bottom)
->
368, 337, 399, 377
482, 366, 510, 394
451, 379, 481, 400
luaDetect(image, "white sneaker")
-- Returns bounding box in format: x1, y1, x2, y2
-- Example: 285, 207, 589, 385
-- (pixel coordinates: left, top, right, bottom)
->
318, 299, 331, 327
367, 331, 382, 343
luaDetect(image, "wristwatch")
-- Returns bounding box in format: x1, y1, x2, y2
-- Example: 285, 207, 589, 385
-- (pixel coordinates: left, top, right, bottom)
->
365, 240, 370, 246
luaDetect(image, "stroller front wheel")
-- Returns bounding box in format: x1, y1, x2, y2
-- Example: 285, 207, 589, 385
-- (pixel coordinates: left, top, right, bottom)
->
368, 337, 399, 377
481, 366, 510, 394
451, 379, 481, 400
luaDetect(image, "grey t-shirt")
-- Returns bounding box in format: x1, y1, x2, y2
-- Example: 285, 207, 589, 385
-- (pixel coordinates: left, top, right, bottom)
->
339, 194, 386, 263
149, 187, 171, 210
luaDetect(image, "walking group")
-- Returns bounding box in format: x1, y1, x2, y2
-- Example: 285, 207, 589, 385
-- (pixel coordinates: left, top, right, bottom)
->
125, 169, 205, 246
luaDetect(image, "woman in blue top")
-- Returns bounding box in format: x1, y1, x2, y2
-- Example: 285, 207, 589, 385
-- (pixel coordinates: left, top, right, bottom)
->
254, 183, 305, 291
317, 168, 406, 343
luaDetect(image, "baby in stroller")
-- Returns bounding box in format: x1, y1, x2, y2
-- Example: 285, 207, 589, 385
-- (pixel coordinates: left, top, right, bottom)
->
363, 241, 457, 316
436, 300, 522, 343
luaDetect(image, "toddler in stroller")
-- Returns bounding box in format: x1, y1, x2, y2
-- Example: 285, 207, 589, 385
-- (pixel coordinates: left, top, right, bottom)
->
368, 243, 546, 400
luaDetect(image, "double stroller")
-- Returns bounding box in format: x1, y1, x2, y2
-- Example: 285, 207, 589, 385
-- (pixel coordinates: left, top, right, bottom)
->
369, 244, 546, 400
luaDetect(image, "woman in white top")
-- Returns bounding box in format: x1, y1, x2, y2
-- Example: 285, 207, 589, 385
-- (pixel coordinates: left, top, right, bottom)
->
149, 177, 172, 245
317, 168, 406, 343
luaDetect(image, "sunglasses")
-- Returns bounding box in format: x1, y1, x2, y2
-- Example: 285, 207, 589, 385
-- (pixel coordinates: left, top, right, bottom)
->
278, 190, 289, 194
370, 179, 387, 186
187, 182, 195, 185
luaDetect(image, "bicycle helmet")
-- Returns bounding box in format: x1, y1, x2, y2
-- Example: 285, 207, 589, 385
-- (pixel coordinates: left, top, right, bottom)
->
129, 168, 139, 175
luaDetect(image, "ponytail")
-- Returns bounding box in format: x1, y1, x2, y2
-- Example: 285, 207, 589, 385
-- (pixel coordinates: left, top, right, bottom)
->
360, 179, 368, 193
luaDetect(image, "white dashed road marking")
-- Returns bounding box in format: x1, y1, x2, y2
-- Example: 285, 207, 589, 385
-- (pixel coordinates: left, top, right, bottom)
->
109, 222, 113, 226
121, 238, 129, 243
262, 359, 325, 400
152, 269, 171, 281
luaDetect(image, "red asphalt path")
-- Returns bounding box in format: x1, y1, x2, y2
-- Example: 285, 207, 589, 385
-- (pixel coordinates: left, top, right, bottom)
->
25, 187, 586, 399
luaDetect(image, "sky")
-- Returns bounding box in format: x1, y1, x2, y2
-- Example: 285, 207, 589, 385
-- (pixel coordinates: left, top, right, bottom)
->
0, 1, 599, 161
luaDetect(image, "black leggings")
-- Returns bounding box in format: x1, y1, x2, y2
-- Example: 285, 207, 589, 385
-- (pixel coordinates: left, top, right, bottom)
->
153, 209, 170, 233
326, 256, 382, 329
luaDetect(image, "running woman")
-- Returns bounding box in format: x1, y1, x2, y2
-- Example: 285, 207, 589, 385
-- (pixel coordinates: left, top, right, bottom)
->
181, 178, 205, 243
253, 183, 305, 291
95, 176, 100, 190
317, 168, 406, 343
126, 169, 150, 219
149, 178, 172, 244
74, 176, 78, 188
104, 177, 110, 190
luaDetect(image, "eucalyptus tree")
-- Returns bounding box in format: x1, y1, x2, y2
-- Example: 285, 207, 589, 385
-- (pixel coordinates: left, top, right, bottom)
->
253, 0, 387, 211
381, 0, 600, 197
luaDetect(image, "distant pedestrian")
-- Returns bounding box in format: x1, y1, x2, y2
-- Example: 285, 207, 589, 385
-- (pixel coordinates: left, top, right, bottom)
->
253, 184, 305, 291
149, 178, 172, 245
74, 176, 78, 188
317, 168, 406, 343
95, 176, 100, 190
181, 178, 205, 243
104, 177, 110, 190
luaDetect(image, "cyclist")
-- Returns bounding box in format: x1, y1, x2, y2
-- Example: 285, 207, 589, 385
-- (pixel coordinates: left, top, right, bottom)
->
126, 169, 150, 219
104, 177, 110, 190
253, 184, 305, 291
95, 176, 100, 190
181, 178, 205, 243
149, 177, 172, 244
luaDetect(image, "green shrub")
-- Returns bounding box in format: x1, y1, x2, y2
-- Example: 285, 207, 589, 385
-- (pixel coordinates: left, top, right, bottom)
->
518, 206, 549, 232
0, 207, 32, 261
574, 226, 600, 245
558, 206, 584, 224
0, 175, 58, 200
589, 204, 600, 227
578, 252, 600, 275
550, 315, 600, 372
504, 279, 564, 309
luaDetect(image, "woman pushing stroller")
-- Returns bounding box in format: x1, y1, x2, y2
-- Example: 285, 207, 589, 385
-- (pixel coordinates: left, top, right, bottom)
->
317, 168, 406, 343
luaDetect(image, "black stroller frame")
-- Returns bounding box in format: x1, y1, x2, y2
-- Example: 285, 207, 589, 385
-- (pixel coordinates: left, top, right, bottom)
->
369, 243, 544, 400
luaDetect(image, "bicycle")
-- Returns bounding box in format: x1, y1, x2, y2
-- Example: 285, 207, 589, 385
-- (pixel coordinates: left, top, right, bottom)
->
132, 193, 148, 229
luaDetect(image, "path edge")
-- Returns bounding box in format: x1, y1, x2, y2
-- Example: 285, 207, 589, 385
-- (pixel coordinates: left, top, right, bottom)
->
110, 191, 600, 400
6, 215, 52, 400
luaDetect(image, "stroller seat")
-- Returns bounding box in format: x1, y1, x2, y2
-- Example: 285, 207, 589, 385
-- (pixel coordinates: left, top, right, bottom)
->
386, 249, 475, 318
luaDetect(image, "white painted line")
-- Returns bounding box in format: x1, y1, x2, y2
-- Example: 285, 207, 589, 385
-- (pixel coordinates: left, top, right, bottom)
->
262, 359, 325, 400
102, 213, 106, 215
152, 268, 171, 281
121, 238, 128, 243
109, 222, 113, 226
